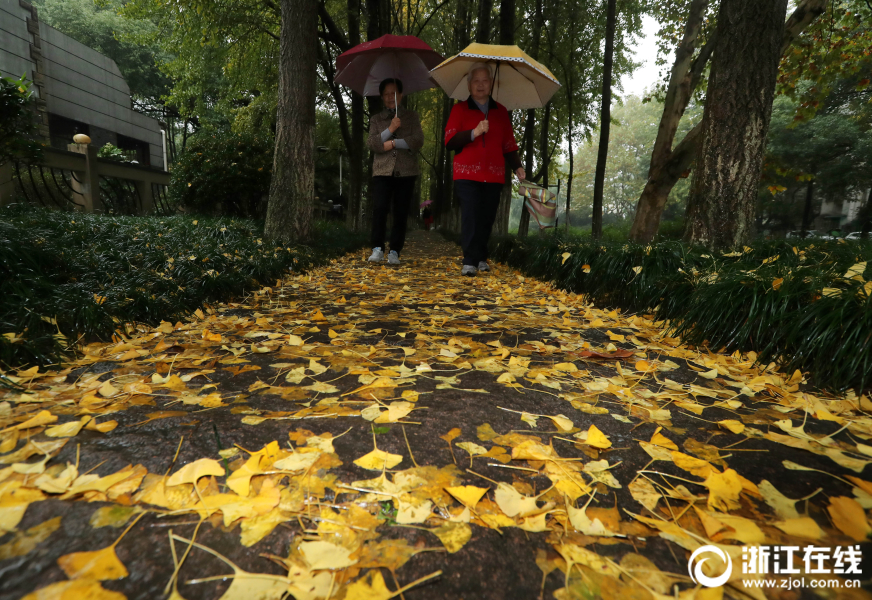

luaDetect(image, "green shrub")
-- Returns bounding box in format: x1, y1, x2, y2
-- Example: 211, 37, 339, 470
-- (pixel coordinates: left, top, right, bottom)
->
490, 231, 872, 393
0, 205, 366, 372
168, 130, 273, 218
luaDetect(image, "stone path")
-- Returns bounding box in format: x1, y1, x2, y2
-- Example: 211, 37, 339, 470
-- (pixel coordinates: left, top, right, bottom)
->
1, 230, 870, 599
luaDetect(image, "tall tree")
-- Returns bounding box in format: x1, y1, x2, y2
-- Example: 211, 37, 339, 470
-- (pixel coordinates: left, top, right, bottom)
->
517, 0, 545, 238
476, 0, 493, 43
265, 0, 317, 242
591, 0, 617, 240
628, 0, 828, 243
683, 0, 789, 249
493, 0, 515, 237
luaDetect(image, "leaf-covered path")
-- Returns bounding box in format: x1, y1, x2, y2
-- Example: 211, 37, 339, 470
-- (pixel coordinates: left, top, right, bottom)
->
2, 230, 871, 599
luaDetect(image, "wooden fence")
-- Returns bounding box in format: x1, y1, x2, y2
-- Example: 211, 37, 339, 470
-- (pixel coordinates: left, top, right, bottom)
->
0, 144, 171, 215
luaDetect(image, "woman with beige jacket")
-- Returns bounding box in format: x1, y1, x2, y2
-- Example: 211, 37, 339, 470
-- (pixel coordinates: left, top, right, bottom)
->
366, 78, 424, 265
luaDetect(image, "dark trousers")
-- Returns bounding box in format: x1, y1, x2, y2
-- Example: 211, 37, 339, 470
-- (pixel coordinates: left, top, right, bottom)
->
371, 176, 416, 254
456, 179, 502, 266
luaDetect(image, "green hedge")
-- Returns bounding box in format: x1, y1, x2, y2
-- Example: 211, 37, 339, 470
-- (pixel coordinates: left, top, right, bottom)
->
489, 232, 872, 393
0, 205, 366, 372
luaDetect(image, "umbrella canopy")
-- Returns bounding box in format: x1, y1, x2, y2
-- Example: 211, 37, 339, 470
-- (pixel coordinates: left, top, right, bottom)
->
335, 34, 443, 97
429, 43, 561, 110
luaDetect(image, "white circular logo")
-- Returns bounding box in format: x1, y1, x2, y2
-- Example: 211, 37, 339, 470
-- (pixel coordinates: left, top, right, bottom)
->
688, 545, 732, 588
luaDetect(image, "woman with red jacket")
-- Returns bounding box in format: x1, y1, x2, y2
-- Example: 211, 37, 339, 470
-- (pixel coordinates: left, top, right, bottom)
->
444, 63, 526, 276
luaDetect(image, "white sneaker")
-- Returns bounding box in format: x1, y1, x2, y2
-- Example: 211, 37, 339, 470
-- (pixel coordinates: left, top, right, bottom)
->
461, 265, 477, 277
368, 247, 384, 262
388, 250, 400, 265
478, 261, 490, 272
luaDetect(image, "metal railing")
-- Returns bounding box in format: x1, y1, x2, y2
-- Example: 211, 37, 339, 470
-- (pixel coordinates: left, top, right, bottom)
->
1, 144, 172, 215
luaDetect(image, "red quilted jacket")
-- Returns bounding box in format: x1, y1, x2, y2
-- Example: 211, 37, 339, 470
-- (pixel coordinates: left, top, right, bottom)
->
445, 98, 519, 184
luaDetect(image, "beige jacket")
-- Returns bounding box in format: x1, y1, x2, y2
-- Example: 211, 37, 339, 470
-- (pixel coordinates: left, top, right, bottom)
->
367, 109, 424, 177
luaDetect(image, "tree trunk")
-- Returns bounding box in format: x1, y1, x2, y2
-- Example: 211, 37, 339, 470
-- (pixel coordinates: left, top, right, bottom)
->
347, 0, 364, 231
591, 0, 616, 240
476, 0, 493, 43
684, 0, 789, 250
518, 0, 544, 238
629, 0, 827, 243
493, 0, 515, 237
265, 0, 317, 242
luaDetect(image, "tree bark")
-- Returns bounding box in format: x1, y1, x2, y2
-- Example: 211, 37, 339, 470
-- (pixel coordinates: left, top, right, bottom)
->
629, 0, 827, 243
518, 0, 544, 238
347, 0, 364, 231
265, 0, 317, 242
591, 0, 616, 240
476, 0, 493, 43
684, 0, 789, 250
492, 0, 515, 237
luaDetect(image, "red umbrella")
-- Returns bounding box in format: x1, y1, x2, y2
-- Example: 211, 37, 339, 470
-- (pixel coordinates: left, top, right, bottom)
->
335, 34, 443, 97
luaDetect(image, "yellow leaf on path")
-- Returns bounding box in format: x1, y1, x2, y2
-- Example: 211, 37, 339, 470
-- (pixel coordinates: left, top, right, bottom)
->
166, 458, 225, 487
85, 419, 118, 433
354, 449, 403, 471
554, 362, 577, 372
828, 496, 872, 541
758, 480, 799, 520
57, 545, 128, 580
518, 512, 549, 532
629, 477, 660, 511
638, 441, 674, 461
172, 535, 286, 600
520, 412, 539, 428
20, 579, 126, 600
476, 423, 499, 441
718, 420, 745, 434
496, 372, 516, 383
273, 449, 321, 472
45, 417, 91, 438
548, 414, 574, 432
649, 427, 679, 450
0, 485, 45, 533
2, 410, 56, 433
0, 516, 61, 560
566, 497, 618, 537
98, 381, 119, 397
575, 424, 611, 448
396, 498, 433, 524
440, 428, 461, 443
704, 469, 743, 512
432, 521, 471, 553
288, 334, 305, 346
456, 441, 487, 457
445, 485, 488, 509
227, 442, 278, 497
299, 540, 356, 570
774, 517, 823, 539
671, 451, 714, 478
305, 381, 339, 394
699, 369, 718, 380
344, 569, 393, 600
494, 483, 539, 518
90, 506, 140, 529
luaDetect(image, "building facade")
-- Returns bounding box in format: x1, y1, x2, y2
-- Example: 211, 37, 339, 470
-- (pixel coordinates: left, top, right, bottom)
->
0, 0, 164, 168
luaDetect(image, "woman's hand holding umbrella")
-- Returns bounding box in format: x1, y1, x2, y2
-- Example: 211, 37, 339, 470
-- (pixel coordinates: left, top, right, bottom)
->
473, 120, 489, 137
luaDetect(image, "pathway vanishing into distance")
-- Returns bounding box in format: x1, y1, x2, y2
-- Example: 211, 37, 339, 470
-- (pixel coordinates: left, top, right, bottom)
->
2, 230, 870, 599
